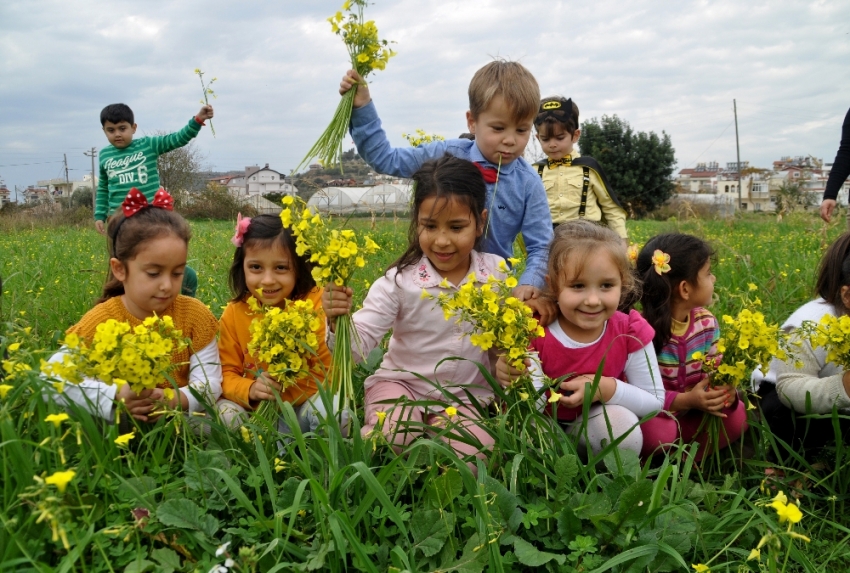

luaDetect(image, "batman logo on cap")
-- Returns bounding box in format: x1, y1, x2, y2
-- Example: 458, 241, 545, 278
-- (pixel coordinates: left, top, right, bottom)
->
542, 101, 562, 110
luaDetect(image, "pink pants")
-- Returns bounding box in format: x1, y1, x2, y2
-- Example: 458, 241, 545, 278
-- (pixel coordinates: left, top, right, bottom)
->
640, 398, 748, 460
362, 381, 495, 463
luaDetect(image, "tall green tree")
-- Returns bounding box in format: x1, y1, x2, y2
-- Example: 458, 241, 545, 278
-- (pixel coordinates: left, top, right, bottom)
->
579, 115, 676, 217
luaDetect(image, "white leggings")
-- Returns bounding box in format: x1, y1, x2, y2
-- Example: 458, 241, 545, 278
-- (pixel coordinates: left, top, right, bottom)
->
567, 404, 642, 456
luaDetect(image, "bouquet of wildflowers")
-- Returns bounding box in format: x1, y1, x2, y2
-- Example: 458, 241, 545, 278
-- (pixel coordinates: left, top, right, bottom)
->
246, 295, 322, 422
430, 261, 546, 400
279, 195, 380, 413
296, 0, 395, 171
41, 316, 187, 396
403, 129, 445, 147
796, 313, 850, 370
692, 286, 792, 459
695, 302, 791, 390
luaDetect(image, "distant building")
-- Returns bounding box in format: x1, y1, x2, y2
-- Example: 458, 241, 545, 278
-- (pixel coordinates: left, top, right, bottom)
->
23, 186, 49, 204
36, 174, 98, 198
222, 164, 297, 198
676, 162, 721, 193
0, 181, 10, 207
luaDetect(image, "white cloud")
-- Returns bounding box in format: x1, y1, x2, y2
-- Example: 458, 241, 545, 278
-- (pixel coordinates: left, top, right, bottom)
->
1, 0, 849, 196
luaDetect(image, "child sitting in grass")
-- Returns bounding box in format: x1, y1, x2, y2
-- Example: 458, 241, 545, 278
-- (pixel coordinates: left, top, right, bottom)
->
636, 234, 747, 460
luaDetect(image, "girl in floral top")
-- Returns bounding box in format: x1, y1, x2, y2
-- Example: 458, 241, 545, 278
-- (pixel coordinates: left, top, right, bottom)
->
322, 155, 505, 471
637, 233, 747, 460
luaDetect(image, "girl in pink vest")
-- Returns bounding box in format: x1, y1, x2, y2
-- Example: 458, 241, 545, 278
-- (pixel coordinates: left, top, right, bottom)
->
496, 220, 664, 456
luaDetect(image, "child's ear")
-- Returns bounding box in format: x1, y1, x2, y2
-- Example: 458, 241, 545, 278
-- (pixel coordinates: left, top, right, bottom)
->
841, 286, 850, 311
465, 110, 475, 134
572, 128, 581, 143
131, 124, 137, 133
110, 258, 127, 282
476, 209, 488, 236
677, 280, 691, 301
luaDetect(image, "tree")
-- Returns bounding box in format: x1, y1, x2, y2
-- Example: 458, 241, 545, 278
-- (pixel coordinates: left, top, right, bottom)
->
153, 131, 205, 194
774, 180, 814, 221
579, 115, 676, 217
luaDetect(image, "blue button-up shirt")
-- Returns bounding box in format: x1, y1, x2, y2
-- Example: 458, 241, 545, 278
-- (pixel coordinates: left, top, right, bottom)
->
350, 101, 553, 288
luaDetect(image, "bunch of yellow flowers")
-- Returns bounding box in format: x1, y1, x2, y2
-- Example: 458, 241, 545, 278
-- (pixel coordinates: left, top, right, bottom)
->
280, 195, 380, 286
328, 0, 396, 74
430, 261, 545, 371
298, 0, 396, 171
41, 316, 187, 395
402, 129, 445, 147
246, 296, 322, 387
797, 313, 850, 369
693, 304, 790, 389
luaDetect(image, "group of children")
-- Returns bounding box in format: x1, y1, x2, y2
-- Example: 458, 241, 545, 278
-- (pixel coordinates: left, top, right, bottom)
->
41, 59, 771, 465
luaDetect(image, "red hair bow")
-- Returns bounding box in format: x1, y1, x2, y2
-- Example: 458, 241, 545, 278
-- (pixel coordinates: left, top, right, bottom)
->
121, 188, 174, 217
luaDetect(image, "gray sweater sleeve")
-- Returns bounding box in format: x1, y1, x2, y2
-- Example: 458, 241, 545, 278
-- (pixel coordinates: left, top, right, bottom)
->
774, 338, 850, 413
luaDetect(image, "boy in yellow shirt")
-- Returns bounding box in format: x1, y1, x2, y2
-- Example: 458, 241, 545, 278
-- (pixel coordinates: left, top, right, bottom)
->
534, 97, 627, 239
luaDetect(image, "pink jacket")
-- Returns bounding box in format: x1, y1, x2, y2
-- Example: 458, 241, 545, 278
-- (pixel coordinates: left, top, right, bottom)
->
330, 251, 506, 404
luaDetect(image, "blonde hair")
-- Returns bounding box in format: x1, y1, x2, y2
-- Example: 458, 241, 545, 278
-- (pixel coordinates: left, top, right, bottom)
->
468, 60, 540, 122
546, 220, 638, 305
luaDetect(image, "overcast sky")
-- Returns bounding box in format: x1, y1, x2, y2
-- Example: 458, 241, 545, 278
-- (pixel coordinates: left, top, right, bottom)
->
1, 0, 849, 199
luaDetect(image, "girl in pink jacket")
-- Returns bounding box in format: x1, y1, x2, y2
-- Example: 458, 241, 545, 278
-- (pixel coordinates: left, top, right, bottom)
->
323, 155, 506, 469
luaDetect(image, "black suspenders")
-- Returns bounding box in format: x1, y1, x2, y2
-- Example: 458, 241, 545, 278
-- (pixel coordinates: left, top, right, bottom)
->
538, 163, 590, 218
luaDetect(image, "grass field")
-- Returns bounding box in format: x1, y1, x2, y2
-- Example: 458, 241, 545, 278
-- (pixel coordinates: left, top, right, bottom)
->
2, 211, 850, 572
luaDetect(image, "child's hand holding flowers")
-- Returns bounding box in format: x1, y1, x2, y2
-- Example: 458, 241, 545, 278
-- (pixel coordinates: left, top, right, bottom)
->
248, 372, 283, 404
678, 376, 733, 418
321, 284, 354, 331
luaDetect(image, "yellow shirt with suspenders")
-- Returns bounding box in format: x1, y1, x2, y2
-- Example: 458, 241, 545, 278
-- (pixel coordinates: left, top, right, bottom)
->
535, 152, 628, 238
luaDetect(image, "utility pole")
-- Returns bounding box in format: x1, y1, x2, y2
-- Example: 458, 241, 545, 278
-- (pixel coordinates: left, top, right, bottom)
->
734, 99, 742, 212
63, 153, 70, 199
84, 148, 97, 212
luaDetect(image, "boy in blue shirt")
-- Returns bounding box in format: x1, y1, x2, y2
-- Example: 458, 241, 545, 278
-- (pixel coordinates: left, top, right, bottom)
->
338, 61, 554, 322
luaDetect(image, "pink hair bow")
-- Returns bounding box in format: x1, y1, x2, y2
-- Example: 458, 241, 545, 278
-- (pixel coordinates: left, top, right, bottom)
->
231, 213, 252, 247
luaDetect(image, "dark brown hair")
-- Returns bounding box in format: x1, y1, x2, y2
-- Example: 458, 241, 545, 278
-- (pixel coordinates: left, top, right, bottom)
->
546, 220, 637, 303
468, 60, 540, 123
636, 233, 714, 352
534, 96, 580, 138
390, 154, 488, 279
100, 208, 191, 303
815, 231, 850, 314
228, 214, 315, 302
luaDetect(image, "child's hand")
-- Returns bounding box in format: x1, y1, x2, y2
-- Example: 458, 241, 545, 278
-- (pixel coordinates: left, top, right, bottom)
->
340, 70, 371, 108
556, 374, 616, 408
95, 220, 106, 235
116, 385, 161, 422
495, 355, 528, 388
322, 284, 354, 325
682, 380, 732, 418
522, 296, 558, 327
512, 285, 536, 302
248, 372, 282, 403
196, 105, 214, 121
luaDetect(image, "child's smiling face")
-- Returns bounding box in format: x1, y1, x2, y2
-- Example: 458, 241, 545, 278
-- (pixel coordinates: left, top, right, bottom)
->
417, 194, 485, 285
465, 95, 533, 166
243, 241, 298, 308
103, 120, 137, 149
551, 248, 622, 343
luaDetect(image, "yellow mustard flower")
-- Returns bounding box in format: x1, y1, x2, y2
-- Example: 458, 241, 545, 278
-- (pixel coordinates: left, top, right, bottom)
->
44, 413, 69, 428
45, 469, 76, 493
114, 432, 135, 447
